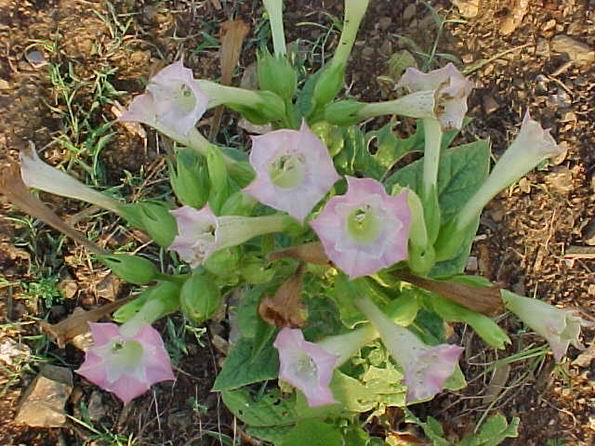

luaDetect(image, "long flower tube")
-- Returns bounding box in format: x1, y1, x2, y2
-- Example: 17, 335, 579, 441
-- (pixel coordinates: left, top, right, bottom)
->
19, 145, 122, 215
435, 111, 564, 260
354, 296, 463, 402
169, 204, 292, 267
501, 290, 585, 362
454, 111, 564, 231
331, 0, 371, 69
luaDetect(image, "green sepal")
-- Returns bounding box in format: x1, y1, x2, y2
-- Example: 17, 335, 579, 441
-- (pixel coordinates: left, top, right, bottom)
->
180, 270, 222, 323
168, 148, 209, 209
311, 62, 345, 113
207, 146, 233, 214
323, 99, 365, 126
257, 48, 297, 100
137, 201, 178, 248
112, 281, 182, 323
99, 254, 158, 285
203, 248, 241, 284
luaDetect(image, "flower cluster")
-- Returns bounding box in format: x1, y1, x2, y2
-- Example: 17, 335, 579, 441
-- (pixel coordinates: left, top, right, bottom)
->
10, 1, 585, 443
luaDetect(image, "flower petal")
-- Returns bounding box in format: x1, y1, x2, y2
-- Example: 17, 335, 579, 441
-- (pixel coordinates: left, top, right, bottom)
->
311, 176, 411, 278
243, 121, 340, 222
273, 328, 338, 407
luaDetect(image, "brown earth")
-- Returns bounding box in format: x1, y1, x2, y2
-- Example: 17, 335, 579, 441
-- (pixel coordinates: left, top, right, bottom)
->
0, 0, 593, 445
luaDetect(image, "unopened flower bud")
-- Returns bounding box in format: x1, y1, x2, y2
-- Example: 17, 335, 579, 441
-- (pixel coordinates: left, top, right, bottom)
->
168, 148, 210, 209
180, 271, 222, 323
99, 254, 159, 285
257, 49, 297, 100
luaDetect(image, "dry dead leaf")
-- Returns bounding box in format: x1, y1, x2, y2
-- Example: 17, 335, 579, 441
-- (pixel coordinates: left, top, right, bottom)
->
259, 265, 307, 328
394, 271, 505, 315
269, 242, 331, 266
209, 19, 250, 139
0, 162, 106, 256
40, 296, 135, 348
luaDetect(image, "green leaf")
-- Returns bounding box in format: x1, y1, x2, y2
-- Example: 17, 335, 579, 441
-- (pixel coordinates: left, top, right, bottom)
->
404, 409, 450, 446
247, 426, 293, 445
281, 419, 343, 446
212, 337, 279, 391
457, 414, 520, 446
334, 126, 383, 179
221, 388, 297, 427
386, 139, 490, 276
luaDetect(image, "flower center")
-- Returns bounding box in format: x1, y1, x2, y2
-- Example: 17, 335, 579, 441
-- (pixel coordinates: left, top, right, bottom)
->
175, 83, 197, 114
346, 204, 382, 244
110, 339, 144, 372
269, 153, 306, 189
295, 353, 317, 378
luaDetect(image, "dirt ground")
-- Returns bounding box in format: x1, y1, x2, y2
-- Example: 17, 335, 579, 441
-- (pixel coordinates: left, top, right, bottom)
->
0, 0, 593, 445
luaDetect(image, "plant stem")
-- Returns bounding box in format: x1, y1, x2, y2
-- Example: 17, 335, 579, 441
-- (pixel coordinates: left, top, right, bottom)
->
422, 118, 442, 201
263, 0, 287, 57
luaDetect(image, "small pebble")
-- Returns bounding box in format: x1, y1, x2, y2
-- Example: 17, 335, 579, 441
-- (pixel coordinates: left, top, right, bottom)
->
25, 50, 47, 69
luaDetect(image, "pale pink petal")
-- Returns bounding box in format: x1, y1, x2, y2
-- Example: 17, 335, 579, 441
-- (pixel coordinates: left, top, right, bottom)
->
109, 375, 151, 405
404, 344, 463, 402
273, 328, 338, 407
76, 322, 174, 405
119, 92, 157, 126
398, 63, 473, 131
121, 61, 208, 136
501, 290, 585, 363
311, 176, 411, 278
88, 322, 120, 347
169, 205, 218, 266
243, 121, 340, 222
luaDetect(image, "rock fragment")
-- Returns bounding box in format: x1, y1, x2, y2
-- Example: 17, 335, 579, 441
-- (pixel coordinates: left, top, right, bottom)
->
551, 35, 594, 64
15, 365, 73, 428
452, 0, 479, 18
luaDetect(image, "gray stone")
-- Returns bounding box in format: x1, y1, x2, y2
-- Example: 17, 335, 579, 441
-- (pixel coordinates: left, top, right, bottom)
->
403, 4, 417, 22
15, 365, 73, 427
551, 35, 594, 64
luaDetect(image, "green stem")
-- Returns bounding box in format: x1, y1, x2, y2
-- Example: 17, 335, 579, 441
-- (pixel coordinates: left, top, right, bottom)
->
331, 0, 371, 67
263, 0, 287, 57
422, 118, 442, 201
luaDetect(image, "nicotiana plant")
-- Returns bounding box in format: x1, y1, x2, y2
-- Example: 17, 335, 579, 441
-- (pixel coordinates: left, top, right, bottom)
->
9, 0, 588, 444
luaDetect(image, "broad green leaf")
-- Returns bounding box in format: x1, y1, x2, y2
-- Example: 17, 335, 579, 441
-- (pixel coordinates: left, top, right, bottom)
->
280, 419, 343, 446
221, 388, 297, 427
247, 426, 293, 445
212, 337, 279, 391
457, 414, 519, 446
386, 139, 490, 277
404, 409, 450, 446
334, 126, 383, 179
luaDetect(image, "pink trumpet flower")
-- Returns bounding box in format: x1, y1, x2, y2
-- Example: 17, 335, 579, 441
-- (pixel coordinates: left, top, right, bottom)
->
119, 61, 209, 137
398, 63, 473, 131
243, 121, 341, 222
169, 205, 289, 267
502, 290, 585, 362
355, 296, 463, 402
273, 328, 338, 407
310, 176, 411, 278
77, 323, 174, 405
